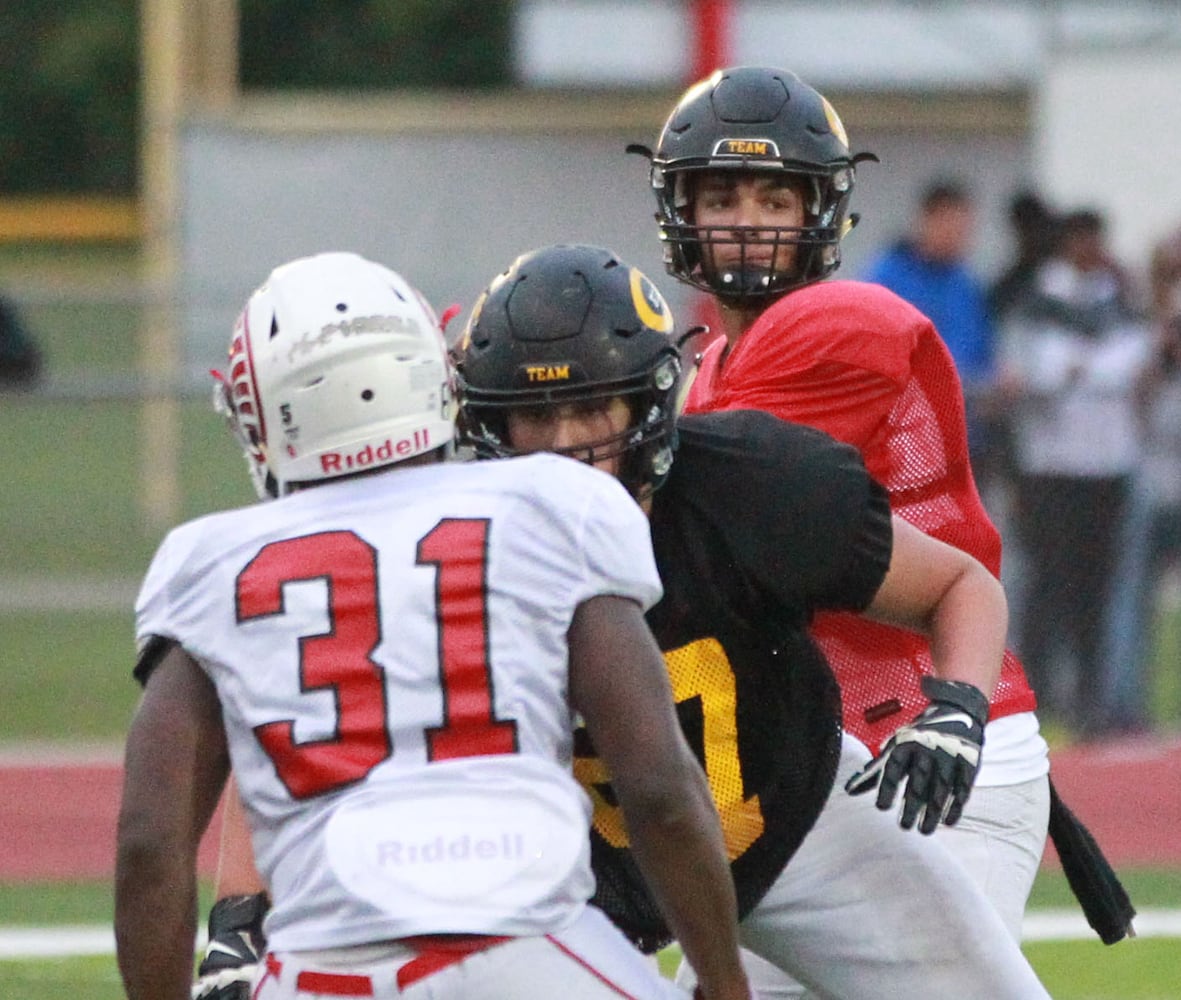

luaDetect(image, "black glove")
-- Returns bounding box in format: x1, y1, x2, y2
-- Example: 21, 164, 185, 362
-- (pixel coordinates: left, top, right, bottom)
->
192, 892, 270, 1000
845, 676, 988, 835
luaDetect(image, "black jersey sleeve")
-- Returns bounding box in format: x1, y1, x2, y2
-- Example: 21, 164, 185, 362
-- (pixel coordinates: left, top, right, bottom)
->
668, 410, 892, 615
133, 634, 178, 686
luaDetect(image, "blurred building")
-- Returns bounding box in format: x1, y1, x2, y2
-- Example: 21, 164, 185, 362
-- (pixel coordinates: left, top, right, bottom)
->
160, 1, 1181, 383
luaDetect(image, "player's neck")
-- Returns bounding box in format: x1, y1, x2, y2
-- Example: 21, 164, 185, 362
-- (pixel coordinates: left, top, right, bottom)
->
715, 301, 760, 365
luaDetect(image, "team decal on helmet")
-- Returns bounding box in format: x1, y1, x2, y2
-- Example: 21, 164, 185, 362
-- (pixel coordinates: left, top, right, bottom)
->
821, 96, 849, 149
710, 138, 781, 160
522, 363, 572, 384
285, 311, 425, 364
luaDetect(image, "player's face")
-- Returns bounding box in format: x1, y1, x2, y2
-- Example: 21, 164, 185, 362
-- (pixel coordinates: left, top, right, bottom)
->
505, 396, 632, 478
691, 171, 807, 275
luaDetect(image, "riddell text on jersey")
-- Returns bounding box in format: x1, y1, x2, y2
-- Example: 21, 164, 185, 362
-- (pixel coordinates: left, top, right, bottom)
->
376, 832, 527, 868
320, 428, 433, 473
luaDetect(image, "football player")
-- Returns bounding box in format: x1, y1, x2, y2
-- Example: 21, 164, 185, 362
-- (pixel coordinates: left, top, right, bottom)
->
114, 251, 753, 1000
454, 242, 1051, 998
634, 65, 1133, 992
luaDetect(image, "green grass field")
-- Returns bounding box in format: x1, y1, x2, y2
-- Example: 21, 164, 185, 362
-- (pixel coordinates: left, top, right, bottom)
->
0, 395, 253, 579
0, 244, 252, 580
0, 872, 1178, 999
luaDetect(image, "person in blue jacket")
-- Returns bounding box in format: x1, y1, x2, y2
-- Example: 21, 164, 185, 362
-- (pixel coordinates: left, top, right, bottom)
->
862, 177, 999, 481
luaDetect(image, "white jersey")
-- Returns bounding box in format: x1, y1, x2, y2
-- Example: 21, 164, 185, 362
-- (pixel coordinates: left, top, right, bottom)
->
135, 454, 662, 952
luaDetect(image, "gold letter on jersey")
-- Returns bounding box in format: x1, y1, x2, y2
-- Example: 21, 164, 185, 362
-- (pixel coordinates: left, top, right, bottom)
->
574, 636, 766, 858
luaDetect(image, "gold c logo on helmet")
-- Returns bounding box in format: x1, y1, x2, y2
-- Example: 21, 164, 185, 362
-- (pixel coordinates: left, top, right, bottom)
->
629, 269, 674, 334
821, 97, 849, 150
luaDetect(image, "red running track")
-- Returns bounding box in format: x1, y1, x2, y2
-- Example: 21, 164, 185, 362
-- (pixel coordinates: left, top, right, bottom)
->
1, 735, 1178, 882
0, 760, 222, 881
1040, 733, 1181, 868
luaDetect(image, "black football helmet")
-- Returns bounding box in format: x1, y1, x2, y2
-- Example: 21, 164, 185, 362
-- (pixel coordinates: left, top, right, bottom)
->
633, 66, 878, 302
455, 244, 682, 497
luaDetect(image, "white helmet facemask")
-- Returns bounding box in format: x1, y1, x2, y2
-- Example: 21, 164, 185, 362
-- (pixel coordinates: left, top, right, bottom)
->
214, 251, 454, 499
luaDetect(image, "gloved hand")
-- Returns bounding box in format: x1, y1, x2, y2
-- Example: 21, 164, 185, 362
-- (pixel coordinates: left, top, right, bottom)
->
845, 676, 988, 835
192, 892, 269, 1000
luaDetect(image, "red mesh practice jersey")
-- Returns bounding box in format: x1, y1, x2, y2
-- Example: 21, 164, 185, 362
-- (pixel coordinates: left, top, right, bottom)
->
684, 280, 1037, 753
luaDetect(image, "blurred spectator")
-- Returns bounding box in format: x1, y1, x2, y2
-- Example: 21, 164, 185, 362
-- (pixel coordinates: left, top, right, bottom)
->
1148, 224, 1181, 321
1101, 228, 1181, 733
0, 292, 42, 388
988, 190, 1060, 326
861, 178, 1002, 493
984, 191, 1060, 619
999, 208, 1151, 737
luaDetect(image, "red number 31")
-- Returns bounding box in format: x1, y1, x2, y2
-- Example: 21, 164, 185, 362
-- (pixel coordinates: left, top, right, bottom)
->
236, 521, 518, 799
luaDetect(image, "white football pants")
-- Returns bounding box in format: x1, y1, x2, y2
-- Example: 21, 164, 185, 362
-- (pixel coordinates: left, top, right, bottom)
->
256, 906, 686, 999
676, 734, 1051, 1000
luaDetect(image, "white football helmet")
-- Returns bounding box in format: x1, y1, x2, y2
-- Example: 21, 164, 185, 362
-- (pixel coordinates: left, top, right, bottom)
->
215, 251, 454, 499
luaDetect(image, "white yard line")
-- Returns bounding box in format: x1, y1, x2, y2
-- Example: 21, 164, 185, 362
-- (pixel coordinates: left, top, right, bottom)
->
2, 911, 1180, 960
0, 927, 118, 959
1022, 907, 1181, 941
0, 741, 124, 766
0, 925, 199, 960
0, 575, 139, 613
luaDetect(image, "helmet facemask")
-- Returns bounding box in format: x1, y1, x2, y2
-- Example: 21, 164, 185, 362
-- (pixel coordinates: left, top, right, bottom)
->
656, 163, 856, 304
460, 351, 681, 500
213, 314, 277, 499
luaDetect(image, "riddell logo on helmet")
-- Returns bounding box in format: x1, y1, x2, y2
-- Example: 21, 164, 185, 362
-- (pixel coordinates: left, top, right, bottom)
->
320, 428, 433, 473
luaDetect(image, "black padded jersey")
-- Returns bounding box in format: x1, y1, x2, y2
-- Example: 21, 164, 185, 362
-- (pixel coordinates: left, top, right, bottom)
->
575, 409, 892, 952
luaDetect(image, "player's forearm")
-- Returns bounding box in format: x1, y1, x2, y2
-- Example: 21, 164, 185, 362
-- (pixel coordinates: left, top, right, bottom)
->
115, 841, 199, 1000
214, 774, 268, 898
926, 562, 1007, 700
623, 762, 749, 1000
116, 647, 229, 998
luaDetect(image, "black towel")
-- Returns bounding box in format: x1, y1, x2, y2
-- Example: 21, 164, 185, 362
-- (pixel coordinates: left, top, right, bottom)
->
1046, 776, 1137, 945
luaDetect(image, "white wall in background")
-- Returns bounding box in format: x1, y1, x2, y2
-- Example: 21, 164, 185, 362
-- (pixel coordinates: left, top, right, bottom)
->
1038, 42, 1181, 281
